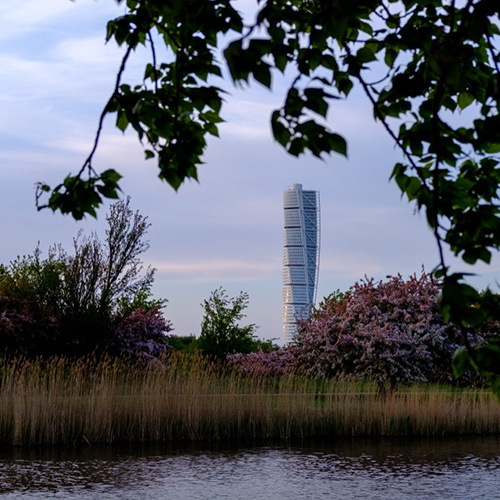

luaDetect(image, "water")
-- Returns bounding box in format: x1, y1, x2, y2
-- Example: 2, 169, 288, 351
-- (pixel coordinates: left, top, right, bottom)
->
1, 437, 499, 499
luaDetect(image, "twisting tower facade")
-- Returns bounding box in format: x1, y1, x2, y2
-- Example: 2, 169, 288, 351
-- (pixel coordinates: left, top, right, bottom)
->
282, 184, 320, 344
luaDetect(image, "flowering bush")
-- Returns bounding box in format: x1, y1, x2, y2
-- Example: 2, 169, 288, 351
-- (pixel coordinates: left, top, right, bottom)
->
291, 272, 489, 391
112, 306, 172, 360
227, 348, 294, 377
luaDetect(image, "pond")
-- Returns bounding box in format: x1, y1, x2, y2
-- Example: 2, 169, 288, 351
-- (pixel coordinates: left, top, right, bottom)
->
1, 436, 499, 499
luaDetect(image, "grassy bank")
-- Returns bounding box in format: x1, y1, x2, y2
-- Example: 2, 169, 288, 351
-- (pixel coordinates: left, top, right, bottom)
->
1, 354, 499, 446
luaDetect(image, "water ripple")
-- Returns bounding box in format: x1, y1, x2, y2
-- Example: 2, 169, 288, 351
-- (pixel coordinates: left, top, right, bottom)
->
0, 437, 499, 500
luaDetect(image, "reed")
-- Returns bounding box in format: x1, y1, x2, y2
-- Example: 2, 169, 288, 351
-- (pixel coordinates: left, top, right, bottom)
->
1, 354, 499, 446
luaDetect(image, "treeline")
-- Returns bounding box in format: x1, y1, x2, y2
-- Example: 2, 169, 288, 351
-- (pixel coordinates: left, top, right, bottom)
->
0, 199, 272, 361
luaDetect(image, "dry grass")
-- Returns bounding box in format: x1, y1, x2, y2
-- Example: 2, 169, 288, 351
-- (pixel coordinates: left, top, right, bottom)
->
1, 354, 499, 446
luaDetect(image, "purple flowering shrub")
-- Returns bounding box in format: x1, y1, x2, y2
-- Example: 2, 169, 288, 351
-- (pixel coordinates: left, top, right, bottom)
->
223, 273, 495, 390
291, 272, 486, 391
227, 347, 294, 377
112, 306, 173, 360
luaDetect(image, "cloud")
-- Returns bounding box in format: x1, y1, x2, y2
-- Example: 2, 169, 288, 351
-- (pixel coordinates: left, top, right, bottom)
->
152, 258, 277, 282
52, 35, 122, 67
0, 1, 73, 38
0, 1, 123, 42
219, 98, 276, 140
52, 129, 141, 157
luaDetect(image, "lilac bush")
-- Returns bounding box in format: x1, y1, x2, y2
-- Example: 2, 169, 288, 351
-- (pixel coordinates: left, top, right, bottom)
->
227, 348, 294, 377
291, 272, 489, 391
226, 273, 494, 389
113, 306, 173, 360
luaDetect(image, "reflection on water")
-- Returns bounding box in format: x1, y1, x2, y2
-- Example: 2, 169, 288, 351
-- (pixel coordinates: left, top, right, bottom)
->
0, 436, 499, 500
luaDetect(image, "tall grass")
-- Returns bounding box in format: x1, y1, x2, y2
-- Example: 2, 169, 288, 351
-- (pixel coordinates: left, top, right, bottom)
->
1, 354, 499, 446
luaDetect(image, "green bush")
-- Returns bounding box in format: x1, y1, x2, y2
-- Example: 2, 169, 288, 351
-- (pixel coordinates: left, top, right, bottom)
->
198, 288, 257, 361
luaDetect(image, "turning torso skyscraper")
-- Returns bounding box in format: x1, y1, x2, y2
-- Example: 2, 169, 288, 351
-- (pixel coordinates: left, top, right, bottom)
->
282, 184, 320, 344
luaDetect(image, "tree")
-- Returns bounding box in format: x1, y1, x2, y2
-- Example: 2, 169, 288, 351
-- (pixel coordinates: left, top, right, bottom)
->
199, 287, 257, 360
32, 1, 500, 392
292, 273, 492, 393
60, 196, 154, 317
54, 196, 155, 354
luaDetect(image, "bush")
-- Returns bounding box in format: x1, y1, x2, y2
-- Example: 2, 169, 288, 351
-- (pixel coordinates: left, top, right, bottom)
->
0, 249, 63, 356
0, 199, 171, 360
227, 348, 294, 377
198, 288, 257, 361
112, 306, 172, 360
167, 334, 200, 354
291, 272, 490, 392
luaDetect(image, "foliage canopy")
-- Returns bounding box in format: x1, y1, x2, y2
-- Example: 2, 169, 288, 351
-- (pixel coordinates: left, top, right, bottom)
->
199, 287, 257, 360
32, 0, 500, 391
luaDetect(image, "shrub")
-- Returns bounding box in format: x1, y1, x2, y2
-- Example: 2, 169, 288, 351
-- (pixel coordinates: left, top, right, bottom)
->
0, 199, 171, 360
198, 288, 257, 361
112, 306, 172, 360
0, 249, 63, 356
291, 272, 489, 392
167, 334, 200, 354
227, 348, 294, 377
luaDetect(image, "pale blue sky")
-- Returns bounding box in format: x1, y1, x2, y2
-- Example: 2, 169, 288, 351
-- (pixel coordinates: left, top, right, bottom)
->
1, 1, 497, 342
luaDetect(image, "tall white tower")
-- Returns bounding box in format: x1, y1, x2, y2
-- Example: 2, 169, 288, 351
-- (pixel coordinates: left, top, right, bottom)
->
282, 184, 320, 344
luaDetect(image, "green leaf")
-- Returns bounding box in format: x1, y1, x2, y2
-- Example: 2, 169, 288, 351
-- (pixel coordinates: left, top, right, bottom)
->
304, 88, 329, 117
475, 340, 500, 373
116, 111, 129, 132
100, 169, 122, 184
97, 184, 120, 199
327, 133, 347, 157
452, 347, 474, 378
405, 177, 422, 200
288, 137, 305, 156
439, 275, 484, 327
253, 63, 272, 88
356, 47, 377, 64
273, 53, 288, 72
358, 20, 373, 36
457, 92, 474, 110
106, 20, 116, 43
390, 163, 407, 180
384, 48, 398, 67
433, 267, 447, 279
484, 143, 500, 154
204, 123, 219, 137
271, 110, 291, 147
